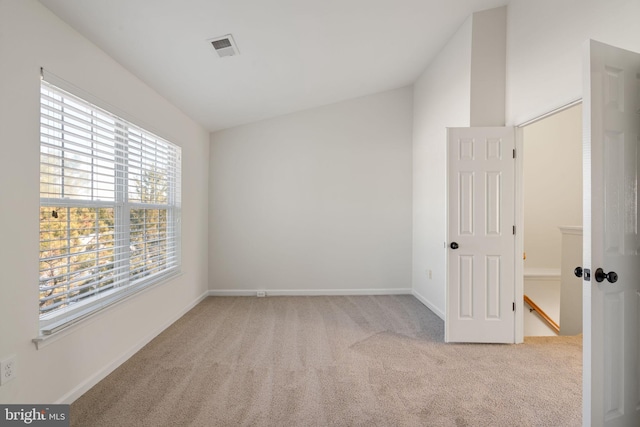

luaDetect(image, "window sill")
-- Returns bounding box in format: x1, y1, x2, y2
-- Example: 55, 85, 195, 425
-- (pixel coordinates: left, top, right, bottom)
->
32, 271, 183, 350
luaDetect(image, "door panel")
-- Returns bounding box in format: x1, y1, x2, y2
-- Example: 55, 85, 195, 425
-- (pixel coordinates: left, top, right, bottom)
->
460, 172, 474, 234
584, 39, 640, 427
446, 127, 515, 343
459, 256, 473, 318
486, 171, 502, 235
486, 256, 501, 318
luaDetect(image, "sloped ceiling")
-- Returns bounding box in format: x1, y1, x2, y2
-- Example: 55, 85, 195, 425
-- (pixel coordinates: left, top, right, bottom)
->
38, 0, 509, 132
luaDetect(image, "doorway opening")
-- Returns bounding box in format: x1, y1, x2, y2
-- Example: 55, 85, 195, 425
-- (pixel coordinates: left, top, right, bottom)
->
520, 103, 583, 337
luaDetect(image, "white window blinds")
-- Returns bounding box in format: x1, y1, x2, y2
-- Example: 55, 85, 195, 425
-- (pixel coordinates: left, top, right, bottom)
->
39, 79, 181, 335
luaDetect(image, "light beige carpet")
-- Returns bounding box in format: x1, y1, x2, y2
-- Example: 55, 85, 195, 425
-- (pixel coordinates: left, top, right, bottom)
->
71, 296, 582, 426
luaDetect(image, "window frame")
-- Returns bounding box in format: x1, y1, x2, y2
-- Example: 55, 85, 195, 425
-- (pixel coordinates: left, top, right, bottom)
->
38, 78, 182, 337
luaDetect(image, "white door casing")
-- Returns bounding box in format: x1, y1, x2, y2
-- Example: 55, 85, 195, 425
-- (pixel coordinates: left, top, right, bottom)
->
446, 127, 516, 343
583, 40, 640, 426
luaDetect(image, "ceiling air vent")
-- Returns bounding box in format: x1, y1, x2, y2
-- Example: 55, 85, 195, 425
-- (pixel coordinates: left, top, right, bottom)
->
208, 34, 239, 58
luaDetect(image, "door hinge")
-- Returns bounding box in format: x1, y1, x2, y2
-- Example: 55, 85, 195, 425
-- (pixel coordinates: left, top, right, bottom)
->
513, 302, 516, 312
513, 149, 516, 159
512, 225, 516, 235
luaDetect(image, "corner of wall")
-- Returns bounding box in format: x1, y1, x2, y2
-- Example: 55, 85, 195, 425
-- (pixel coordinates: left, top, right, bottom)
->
411, 12, 473, 319
470, 5, 507, 127
0, 0, 211, 404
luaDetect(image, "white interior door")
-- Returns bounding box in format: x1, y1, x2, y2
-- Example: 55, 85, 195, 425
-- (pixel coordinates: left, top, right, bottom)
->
446, 127, 516, 343
583, 40, 640, 426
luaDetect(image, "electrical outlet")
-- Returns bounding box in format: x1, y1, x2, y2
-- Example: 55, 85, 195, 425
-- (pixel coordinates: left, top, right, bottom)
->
256, 291, 266, 298
427, 269, 433, 279
0, 356, 17, 386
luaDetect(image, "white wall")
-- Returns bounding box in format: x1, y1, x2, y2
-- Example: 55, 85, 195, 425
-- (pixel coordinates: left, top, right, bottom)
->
470, 6, 507, 127
506, 0, 640, 125
523, 104, 582, 270
209, 88, 413, 294
0, 0, 209, 404
412, 17, 472, 318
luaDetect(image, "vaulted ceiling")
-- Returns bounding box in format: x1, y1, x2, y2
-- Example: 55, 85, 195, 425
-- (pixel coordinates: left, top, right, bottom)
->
38, 0, 509, 132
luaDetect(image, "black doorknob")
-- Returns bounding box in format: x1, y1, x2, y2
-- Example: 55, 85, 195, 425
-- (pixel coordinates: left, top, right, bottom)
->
594, 268, 618, 283
574, 267, 583, 278
450, 242, 459, 250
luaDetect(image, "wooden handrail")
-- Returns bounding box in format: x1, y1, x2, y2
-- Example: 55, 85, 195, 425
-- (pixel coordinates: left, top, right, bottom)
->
524, 294, 560, 334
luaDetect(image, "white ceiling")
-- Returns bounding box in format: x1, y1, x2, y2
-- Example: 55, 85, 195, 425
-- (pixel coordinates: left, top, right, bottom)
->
38, 0, 509, 132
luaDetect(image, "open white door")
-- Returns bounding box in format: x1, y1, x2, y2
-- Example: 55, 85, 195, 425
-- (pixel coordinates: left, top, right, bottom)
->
446, 127, 516, 343
583, 40, 640, 426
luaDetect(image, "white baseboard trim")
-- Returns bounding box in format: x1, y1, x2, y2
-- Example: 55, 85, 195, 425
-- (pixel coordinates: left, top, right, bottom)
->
57, 290, 209, 404
412, 290, 445, 320
207, 288, 412, 297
